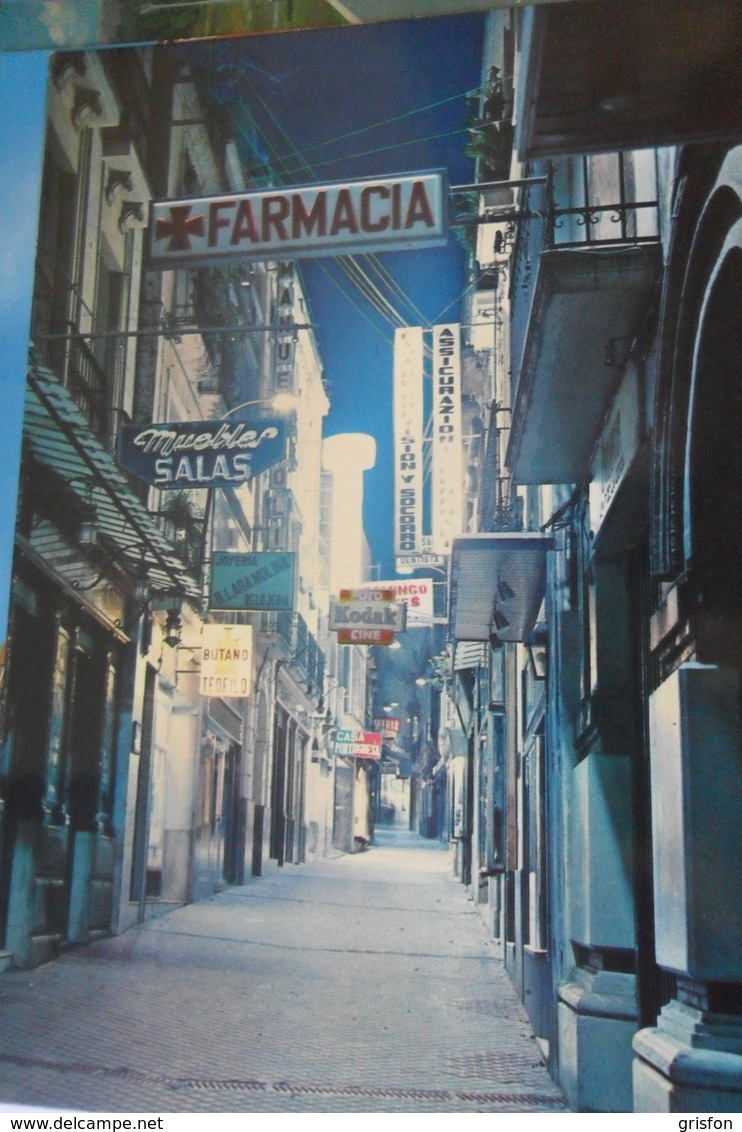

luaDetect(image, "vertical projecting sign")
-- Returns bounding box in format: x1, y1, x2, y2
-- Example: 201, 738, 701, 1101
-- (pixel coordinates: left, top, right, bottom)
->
393, 326, 424, 560
432, 324, 463, 554
274, 261, 295, 395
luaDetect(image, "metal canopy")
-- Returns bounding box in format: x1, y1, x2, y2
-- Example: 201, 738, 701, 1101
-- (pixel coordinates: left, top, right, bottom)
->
25, 362, 201, 603
450, 532, 553, 643
507, 243, 661, 484
454, 641, 488, 670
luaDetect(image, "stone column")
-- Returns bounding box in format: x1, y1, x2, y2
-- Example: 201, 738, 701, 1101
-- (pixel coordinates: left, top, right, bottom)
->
633, 663, 742, 1111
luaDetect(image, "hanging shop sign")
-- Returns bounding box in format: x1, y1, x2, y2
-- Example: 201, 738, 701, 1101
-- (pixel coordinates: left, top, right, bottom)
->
337, 627, 396, 646
353, 579, 434, 625
274, 261, 296, 395
431, 323, 463, 555
150, 171, 447, 267
200, 624, 253, 698
209, 551, 295, 612
396, 553, 447, 570
334, 729, 382, 760
116, 417, 286, 488
393, 326, 424, 557
328, 590, 407, 634
374, 716, 401, 739
589, 367, 640, 539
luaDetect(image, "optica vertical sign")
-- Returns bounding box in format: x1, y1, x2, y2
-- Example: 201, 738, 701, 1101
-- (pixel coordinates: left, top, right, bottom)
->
393, 326, 424, 561
274, 261, 296, 395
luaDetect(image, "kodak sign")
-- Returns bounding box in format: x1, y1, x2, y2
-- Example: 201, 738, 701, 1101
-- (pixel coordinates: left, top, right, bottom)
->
150, 172, 446, 266
328, 589, 407, 635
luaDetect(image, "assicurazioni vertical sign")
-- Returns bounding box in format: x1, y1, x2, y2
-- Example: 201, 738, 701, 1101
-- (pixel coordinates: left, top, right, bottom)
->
431, 323, 463, 554
393, 326, 424, 562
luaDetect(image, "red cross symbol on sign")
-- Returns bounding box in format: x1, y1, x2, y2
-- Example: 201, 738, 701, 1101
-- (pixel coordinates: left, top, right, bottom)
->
155, 204, 205, 251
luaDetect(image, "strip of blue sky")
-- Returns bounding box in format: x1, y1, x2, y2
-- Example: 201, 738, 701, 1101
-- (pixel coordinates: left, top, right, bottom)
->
179, 14, 484, 574
0, 50, 48, 640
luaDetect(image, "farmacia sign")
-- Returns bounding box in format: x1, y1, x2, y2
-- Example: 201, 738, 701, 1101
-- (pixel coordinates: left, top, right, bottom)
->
150, 172, 446, 266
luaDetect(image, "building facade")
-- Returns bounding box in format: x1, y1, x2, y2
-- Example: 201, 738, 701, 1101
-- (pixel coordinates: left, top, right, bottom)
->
0, 42, 360, 970
442, 2, 742, 1113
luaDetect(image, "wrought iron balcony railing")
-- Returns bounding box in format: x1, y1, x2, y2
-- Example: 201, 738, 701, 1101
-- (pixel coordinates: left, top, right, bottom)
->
270, 610, 325, 695
509, 156, 660, 407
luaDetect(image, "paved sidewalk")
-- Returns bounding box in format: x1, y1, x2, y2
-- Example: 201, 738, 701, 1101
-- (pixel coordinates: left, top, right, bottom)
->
0, 826, 567, 1113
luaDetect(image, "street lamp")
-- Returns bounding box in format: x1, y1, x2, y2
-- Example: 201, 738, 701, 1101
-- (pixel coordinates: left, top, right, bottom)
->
220, 391, 300, 419
200, 389, 300, 565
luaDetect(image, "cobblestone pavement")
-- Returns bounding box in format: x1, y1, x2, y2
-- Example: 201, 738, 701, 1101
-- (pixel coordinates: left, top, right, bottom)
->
0, 825, 568, 1113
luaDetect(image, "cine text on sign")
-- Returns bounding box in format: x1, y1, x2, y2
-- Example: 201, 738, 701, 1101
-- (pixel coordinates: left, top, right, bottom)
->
150, 172, 447, 266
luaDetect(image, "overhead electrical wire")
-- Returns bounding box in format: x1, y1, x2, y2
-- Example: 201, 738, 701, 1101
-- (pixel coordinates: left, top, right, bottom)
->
232, 74, 412, 330
218, 56, 469, 338
237, 80, 440, 476
284, 88, 478, 160
195, 48, 465, 489
430, 271, 485, 326
277, 127, 469, 179
233, 76, 404, 337
310, 258, 396, 346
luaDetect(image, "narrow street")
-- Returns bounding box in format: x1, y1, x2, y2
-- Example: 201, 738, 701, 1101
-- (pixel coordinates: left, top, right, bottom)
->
0, 826, 567, 1114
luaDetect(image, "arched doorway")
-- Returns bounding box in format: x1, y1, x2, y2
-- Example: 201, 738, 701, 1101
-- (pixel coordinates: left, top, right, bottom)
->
686, 242, 742, 666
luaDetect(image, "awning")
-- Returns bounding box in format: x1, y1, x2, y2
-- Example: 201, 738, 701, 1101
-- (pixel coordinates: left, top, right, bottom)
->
24, 361, 201, 602
450, 532, 553, 643
507, 243, 661, 484
454, 641, 488, 670
445, 726, 468, 760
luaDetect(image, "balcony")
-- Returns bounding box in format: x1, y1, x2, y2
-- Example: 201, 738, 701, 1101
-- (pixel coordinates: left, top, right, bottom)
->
24, 361, 201, 604
262, 610, 325, 698
32, 269, 115, 445
514, 1, 742, 160
154, 499, 205, 580
507, 161, 662, 485
185, 265, 263, 408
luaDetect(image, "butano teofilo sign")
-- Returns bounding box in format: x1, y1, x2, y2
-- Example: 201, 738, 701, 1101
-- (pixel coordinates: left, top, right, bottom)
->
199, 624, 253, 699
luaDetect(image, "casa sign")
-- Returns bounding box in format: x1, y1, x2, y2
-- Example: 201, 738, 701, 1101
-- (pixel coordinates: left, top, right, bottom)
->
150, 172, 447, 266
334, 730, 382, 760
